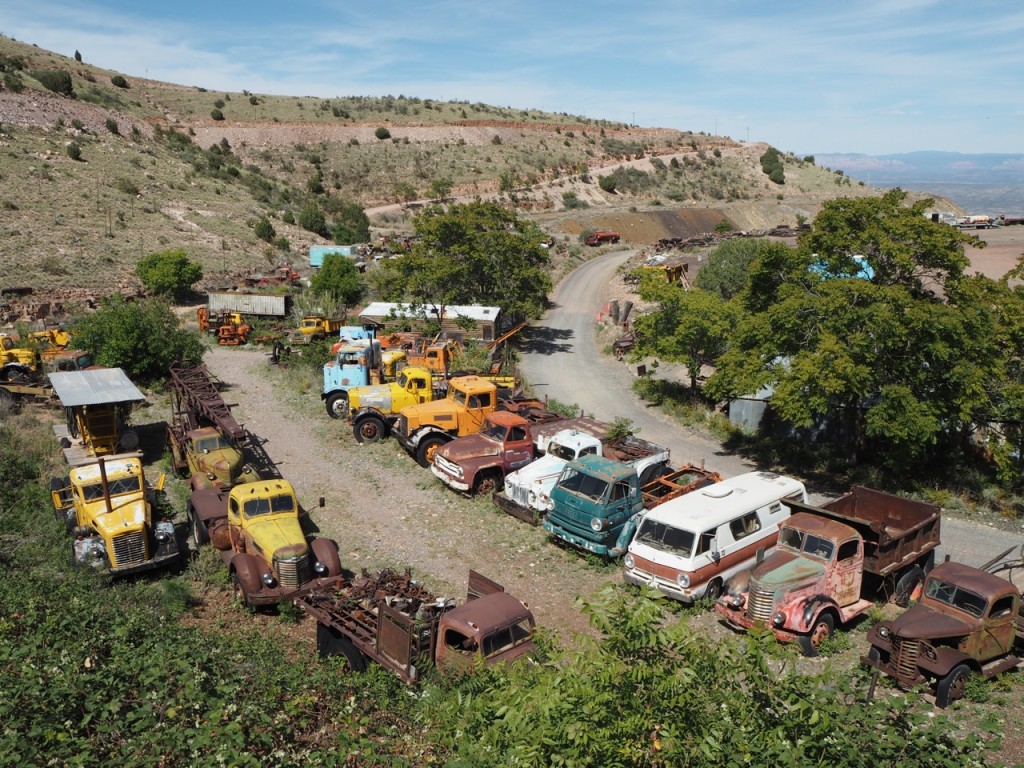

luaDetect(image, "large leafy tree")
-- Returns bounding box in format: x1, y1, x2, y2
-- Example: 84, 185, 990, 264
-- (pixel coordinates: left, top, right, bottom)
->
694, 238, 786, 300
134, 248, 202, 301
72, 295, 204, 383
706, 191, 1006, 471
309, 253, 363, 307
375, 201, 552, 321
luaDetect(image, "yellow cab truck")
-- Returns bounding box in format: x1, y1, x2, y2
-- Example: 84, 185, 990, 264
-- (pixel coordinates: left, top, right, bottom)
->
289, 316, 344, 345
188, 476, 343, 608
50, 457, 180, 575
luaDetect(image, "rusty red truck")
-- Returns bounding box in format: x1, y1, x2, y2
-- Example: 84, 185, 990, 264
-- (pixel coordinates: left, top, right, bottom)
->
430, 410, 605, 496
863, 555, 1024, 708
585, 230, 621, 246
715, 486, 940, 656
296, 569, 536, 683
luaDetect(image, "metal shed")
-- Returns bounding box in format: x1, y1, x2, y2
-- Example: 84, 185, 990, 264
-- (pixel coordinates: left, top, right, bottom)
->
358, 302, 502, 342
49, 369, 145, 464
49, 368, 145, 407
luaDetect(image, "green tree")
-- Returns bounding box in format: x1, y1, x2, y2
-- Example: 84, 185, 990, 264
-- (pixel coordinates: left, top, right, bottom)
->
254, 215, 276, 243
760, 146, 785, 184
598, 174, 616, 193
210, 108, 224, 121
394, 181, 417, 204
429, 177, 453, 200
65, 142, 82, 161
706, 192, 1005, 471
298, 201, 327, 237
72, 295, 203, 382
634, 280, 738, 391
330, 202, 370, 244
135, 248, 203, 301
695, 238, 787, 300
309, 254, 363, 306
375, 201, 551, 320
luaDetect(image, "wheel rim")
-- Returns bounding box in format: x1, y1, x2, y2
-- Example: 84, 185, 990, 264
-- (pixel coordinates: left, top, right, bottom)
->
358, 421, 381, 442
330, 398, 347, 417
476, 476, 498, 495
949, 671, 968, 702
423, 442, 440, 464
810, 620, 830, 649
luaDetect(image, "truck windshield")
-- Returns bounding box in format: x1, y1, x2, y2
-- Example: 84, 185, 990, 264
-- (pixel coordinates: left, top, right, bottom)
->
81, 476, 142, 501
195, 435, 231, 452
480, 421, 507, 441
779, 528, 835, 560
337, 351, 361, 365
635, 519, 695, 558
924, 578, 988, 617
451, 388, 468, 407
548, 442, 576, 461
556, 468, 608, 501
242, 494, 295, 517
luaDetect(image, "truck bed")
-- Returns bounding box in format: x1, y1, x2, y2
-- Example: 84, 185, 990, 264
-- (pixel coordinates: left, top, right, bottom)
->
787, 486, 940, 577
604, 434, 670, 466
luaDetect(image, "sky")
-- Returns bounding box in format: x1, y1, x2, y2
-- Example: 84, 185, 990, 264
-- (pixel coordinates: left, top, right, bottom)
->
3, 1, 1022, 156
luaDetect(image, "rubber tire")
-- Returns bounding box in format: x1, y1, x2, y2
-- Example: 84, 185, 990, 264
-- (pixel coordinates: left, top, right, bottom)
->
231, 571, 257, 613
416, 435, 448, 468
325, 392, 348, 419
353, 415, 387, 444
638, 463, 672, 487
895, 565, 926, 608
935, 663, 972, 708
797, 613, 835, 658
473, 470, 502, 496
192, 508, 209, 547
704, 578, 724, 603
316, 624, 366, 671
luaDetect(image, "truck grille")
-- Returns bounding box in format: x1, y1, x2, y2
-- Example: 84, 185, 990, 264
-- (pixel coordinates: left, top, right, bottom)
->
746, 584, 775, 622
398, 415, 408, 437
434, 455, 460, 476
508, 483, 530, 508
276, 554, 312, 589
111, 531, 147, 567
891, 636, 919, 679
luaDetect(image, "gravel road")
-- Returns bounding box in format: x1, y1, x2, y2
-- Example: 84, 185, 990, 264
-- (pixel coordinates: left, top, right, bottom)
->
518, 249, 1024, 575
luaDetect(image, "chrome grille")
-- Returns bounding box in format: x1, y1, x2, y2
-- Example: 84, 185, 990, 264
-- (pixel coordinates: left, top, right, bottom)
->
111, 531, 147, 567
275, 554, 312, 588
746, 583, 775, 622
398, 415, 408, 437
434, 455, 460, 476
509, 482, 530, 507
891, 636, 919, 678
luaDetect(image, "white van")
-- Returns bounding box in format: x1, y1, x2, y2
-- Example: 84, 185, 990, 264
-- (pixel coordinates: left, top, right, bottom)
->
623, 471, 806, 603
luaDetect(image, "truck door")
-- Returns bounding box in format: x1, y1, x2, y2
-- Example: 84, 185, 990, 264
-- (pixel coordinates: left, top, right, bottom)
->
833, 538, 862, 607
979, 594, 1017, 660
505, 424, 533, 469
463, 392, 490, 434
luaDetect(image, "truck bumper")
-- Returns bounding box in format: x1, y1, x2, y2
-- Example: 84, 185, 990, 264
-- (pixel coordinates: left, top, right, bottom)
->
109, 540, 181, 577
431, 463, 470, 492
492, 491, 542, 525
246, 574, 346, 607
394, 431, 416, 456
542, 520, 611, 557
624, 568, 697, 603
714, 603, 801, 643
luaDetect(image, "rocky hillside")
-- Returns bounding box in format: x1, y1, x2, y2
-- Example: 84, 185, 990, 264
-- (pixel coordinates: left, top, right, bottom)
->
0, 35, 959, 315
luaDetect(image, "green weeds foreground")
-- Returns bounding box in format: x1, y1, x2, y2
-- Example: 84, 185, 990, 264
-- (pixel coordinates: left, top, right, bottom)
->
0, 414, 1001, 766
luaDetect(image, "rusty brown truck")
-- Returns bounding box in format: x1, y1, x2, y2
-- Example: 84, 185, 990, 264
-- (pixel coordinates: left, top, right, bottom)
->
295, 569, 536, 683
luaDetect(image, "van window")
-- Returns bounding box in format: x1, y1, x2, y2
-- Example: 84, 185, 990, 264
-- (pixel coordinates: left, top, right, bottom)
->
635, 519, 695, 558
697, 530, 716, 555
730, 512, 762, 540
443, 628, 478, 655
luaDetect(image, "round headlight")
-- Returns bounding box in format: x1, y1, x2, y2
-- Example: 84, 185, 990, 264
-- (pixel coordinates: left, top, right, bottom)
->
261, 573, 276, 587
676, 572, 690, 588
590, 518, 604, 532
772, 611, 786, 627
623, 553, 635, 570
878, 626, 890, 638
206, 471, 216, 480
729, 595, 743, 609
314, 561, 328, 575
155, 530, 170, 543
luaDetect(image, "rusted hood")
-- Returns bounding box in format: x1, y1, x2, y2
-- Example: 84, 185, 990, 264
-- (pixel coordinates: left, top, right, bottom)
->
92, 497, 147, 537
246, 516, 308, 562
752, 550, 824, 589
886, 603, 974, 641
438, 435, 500, 462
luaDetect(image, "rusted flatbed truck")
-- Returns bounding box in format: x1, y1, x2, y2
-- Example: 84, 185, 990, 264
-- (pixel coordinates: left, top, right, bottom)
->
296, 569, 536, 683
863, 554, 1024, 707
716, 486, 940, 656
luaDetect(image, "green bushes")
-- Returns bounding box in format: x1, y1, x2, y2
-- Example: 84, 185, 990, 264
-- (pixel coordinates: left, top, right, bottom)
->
135, 248, 203, 300
32, 69, 73, 96
105, 117, 119, 135
65, 142, 82, 161
210, 108, 224, 121
374, 126, 391, 140
254, 215, 276, 242
760, 146, 785, 184
110, 74, 128, 88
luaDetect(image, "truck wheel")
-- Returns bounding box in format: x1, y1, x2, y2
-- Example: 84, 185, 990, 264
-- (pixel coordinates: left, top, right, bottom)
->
895, 565, 926, 608
704, 578, 724, 602
316, 624, 366, 672
325, 392, 348, 419
638, 463, 672, 487
231, 572, 257, 613
353, 415, 387, 444
191, 508, 209, 547
416, 435, 448, 468
935, 663, 972, 708
796, 613, 834, 657
473, 470, 502, 496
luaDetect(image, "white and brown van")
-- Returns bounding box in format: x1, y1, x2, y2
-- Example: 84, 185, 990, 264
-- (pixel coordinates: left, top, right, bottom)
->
623, 471, 806, 603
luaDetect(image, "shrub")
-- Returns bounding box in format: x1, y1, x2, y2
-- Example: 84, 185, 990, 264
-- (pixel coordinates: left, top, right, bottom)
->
114, 178, 139, 195
298, 201, 327, 236
213, 99, 225, 109
254, 215, 276, 242
134, 248, 203, 300
32, 69, 74, 96
374, 126, 391, 140
598, 175, 616, 193
759, 146, 785, 184
105, 117, 119, 135
110, 74, 128, 88
210, 108, 224, 121
3, 72, 24, 93
562, 191, 587, 210
491, 134, 502, 145
65, 142, 82, 161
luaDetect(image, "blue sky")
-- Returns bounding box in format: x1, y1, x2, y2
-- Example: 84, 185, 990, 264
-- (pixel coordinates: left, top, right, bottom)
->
4, 1, 1022, 155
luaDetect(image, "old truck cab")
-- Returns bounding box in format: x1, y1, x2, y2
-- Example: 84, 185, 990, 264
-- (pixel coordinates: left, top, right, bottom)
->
431, 410, 537, 494
322, 337, 382, 417
180, 426, 247, 488
863, 560, 1024, 707
435, 590, 537, 673
396, 376, 498, 466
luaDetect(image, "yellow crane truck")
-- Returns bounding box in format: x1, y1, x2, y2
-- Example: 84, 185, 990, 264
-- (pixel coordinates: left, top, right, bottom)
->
188, 476, 344, 608
50, 457, 180, 576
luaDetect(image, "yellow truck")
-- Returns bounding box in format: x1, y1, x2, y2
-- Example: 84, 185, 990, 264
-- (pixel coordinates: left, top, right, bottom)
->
289, 316, 344, 345
188, 476, 344, 608
50, 457, 180, 576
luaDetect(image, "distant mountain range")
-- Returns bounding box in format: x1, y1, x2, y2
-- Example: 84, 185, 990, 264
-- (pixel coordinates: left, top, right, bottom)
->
813, 152, 1024, 215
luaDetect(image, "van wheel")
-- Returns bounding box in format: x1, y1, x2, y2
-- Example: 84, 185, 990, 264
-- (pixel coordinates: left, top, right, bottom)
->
797, 613, 834, 657
316, 624, 366, 672
895, 565, 926, 607
935, 663, 972, 708
704, 578, 723, 603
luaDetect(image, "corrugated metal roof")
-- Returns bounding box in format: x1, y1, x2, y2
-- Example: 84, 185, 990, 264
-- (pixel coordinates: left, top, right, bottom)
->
359, 302, 500, 322
49, 368, 145, 407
